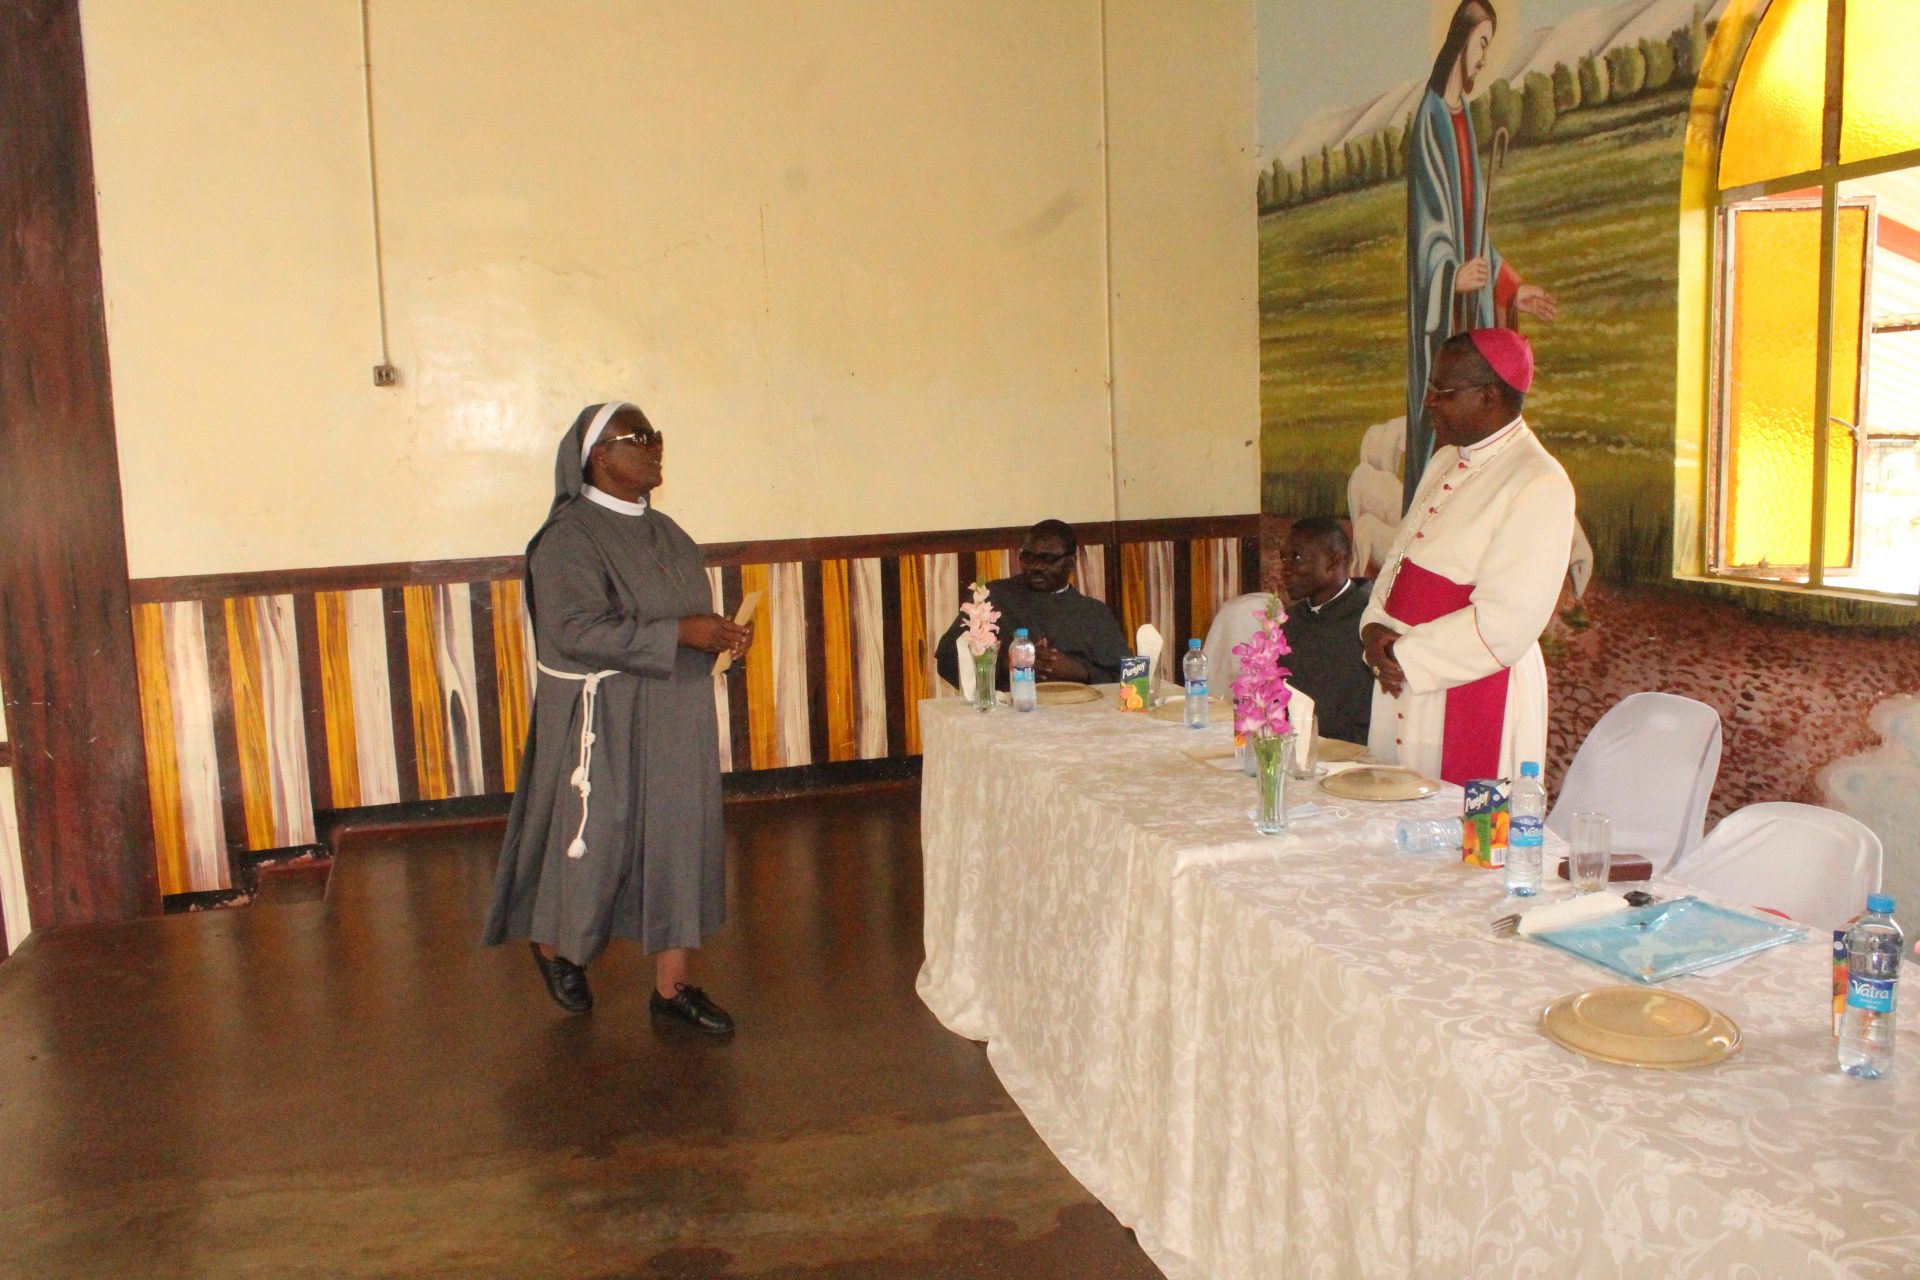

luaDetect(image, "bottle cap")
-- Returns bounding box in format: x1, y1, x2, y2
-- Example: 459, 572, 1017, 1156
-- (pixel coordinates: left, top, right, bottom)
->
1188, 638, 1202, 649
1520, 761, 1540, 777
1867, 893, 1895, 915
1014, 628, 1029, 637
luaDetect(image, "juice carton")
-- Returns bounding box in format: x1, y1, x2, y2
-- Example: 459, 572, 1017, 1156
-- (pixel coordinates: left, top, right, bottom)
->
1117, 655, 1150, 712
1462, 777, 1510, 869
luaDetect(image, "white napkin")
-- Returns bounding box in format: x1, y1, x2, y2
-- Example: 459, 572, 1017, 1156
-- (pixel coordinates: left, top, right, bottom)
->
1517, 892, 1630, 936
1286, 682, 1316, 767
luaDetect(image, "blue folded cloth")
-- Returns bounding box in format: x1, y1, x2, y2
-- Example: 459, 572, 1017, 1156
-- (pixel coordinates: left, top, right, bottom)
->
1530, 897, 1801, 984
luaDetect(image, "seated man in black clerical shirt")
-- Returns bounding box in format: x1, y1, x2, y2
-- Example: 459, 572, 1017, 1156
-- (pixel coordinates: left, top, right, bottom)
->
1280, 516, 1373, 746
935, 519, 1128, 689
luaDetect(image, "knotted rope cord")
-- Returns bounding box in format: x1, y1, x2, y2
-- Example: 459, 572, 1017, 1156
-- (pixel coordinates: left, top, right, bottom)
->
537, 661, 622, 858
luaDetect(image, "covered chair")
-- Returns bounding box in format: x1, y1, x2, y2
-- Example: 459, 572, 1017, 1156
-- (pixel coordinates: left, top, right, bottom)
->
1546, 692, 1723, 874
1201, 592, 1276, 690
1671, 802, 1883, 932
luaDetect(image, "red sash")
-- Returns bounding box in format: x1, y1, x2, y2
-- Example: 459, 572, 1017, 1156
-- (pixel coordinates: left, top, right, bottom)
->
1383, 559, 1508, 785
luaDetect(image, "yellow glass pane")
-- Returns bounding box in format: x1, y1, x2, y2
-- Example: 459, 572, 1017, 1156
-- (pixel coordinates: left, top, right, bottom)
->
1824, 206, 1867, 568
1841, 0, 1920, 165
1723, 205, 1867, 571
1720, 0, 1827, 189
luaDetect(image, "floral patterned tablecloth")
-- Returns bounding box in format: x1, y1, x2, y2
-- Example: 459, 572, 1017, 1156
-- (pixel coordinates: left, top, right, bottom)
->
915, 696, 1920, 1279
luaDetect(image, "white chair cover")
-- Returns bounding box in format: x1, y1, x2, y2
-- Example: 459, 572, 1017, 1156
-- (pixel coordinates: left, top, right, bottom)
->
1545, 692, 1722, 874
1671, 802, 1884, 932
1201, 592, 1273, 691
1135, 623, 1165, 691
955, 641, 977, 701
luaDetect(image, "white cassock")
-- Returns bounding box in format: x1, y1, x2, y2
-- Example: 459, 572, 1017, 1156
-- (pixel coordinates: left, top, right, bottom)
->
1360, 415, 1574, 785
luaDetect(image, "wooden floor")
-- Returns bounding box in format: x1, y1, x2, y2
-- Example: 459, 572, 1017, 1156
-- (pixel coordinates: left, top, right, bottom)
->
0, 787, 1161, 1279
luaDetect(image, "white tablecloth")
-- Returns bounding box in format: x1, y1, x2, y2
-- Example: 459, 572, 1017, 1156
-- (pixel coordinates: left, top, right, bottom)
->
915, 695, 1920, 1279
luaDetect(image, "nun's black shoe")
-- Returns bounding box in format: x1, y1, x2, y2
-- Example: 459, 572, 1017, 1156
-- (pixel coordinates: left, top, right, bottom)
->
530, 943, 592, 1014
650, 984, 734, 1035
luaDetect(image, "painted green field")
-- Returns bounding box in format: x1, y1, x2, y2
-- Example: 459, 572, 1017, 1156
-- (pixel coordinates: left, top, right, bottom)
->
1260, 94, 1690, 580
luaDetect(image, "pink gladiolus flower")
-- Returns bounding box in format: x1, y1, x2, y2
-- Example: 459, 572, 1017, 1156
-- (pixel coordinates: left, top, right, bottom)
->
959, 581, 1000, 656
1230, 595, 1292, 740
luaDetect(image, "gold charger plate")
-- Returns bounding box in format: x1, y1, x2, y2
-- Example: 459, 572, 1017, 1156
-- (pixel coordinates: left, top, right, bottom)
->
1540, 987, 1742, 1069
1318, 765, 1439, 801
1316, 737, 1369, 762
1036, 681, 1103, 707
1147, 693, 1212, 722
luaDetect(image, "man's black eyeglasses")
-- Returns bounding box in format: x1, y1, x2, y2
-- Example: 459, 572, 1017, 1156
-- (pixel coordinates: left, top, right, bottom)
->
1018, 549, 1072, 566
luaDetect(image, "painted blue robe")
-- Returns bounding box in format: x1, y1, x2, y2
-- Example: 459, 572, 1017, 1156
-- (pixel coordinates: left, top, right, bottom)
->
1404, 89, 1503, 513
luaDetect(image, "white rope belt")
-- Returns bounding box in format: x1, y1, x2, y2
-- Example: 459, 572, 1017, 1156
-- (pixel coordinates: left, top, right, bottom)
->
537, 661, 623, 859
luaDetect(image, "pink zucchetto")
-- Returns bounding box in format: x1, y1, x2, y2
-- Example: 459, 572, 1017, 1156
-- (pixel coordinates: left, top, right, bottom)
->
1465, 327, 1534, 395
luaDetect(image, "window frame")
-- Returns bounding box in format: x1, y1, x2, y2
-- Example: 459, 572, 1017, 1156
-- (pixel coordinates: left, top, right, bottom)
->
1705, 0, 1920, 602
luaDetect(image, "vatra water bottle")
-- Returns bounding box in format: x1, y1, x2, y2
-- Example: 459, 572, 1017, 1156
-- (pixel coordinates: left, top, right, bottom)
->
1838, 894, 1902, 1078
1505, 762, 1546, 897
1183, 638, 1210, 728
1009, 628, 1037, 712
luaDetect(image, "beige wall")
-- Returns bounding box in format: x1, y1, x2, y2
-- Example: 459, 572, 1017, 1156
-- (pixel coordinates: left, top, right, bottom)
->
81, 0, 1258, 578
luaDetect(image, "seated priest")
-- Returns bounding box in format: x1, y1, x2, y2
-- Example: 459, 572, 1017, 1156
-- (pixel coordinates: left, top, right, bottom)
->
1279, 516, 1373, 746
935, 519, 1127, 688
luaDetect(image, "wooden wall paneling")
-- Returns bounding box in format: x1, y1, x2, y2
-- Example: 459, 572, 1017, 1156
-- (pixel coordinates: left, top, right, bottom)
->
379, 589, 420, 803
1172, 538, 1195, 653
432, 583, 486, 798
199, 598, 251, 883
801, 563, 832, 766
468, 583, 505, 796
704, 568, 732, 774
1240, 536, 1261, 594
489, 579, 530, 789
766, 561, 813, 769
848, 558, 888, 759
1188, 541, 1216, 648
718, 567, 750, 773
896, 555, 927, 755
1074, 544, 1106, 603
0, 767, 26, 953
923, 552, 959, 696
163, 602, 226, 891
400, 586, 453, 801
818, 560, 857, 763
346, 588, 400, 805
131, 604, 188, 895
738, 564, 778, 770
254, 595, 315, 845
314, 591, 363, 809
1119, 543, 1148, 640
878, 558, 907, 760
222, 598, 278, 851
0, 0, 159, 924
291, 594, 333, 813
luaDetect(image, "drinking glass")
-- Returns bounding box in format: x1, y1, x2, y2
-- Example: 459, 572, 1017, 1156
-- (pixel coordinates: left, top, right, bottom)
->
1569, 811, 1612, 892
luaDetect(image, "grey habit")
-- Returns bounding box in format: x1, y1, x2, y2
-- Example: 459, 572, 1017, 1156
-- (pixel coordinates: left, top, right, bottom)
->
482, 405, 725, 964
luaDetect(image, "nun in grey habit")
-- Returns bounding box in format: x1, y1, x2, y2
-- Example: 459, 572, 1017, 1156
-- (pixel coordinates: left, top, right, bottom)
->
483, 402, 751, 1033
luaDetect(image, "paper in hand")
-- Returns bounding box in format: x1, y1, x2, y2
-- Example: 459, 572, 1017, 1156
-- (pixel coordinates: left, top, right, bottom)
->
712, 591, 761, 675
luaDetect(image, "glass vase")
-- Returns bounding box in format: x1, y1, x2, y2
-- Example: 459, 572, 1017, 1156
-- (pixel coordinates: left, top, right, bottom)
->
1252, 731, 1294, 835
969, 645, 997, 713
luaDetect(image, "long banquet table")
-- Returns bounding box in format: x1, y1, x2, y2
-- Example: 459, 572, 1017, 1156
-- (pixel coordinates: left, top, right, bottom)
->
915, 695, 1920, 1279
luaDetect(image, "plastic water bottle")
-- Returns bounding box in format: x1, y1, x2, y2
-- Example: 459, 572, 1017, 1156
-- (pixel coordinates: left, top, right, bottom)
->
1009, 628, 1037, 712
1506, 762, 1546, 897
1183, 639, 1210, 728
1839, 894, 1902, 1078
1394, 818, 1459, 858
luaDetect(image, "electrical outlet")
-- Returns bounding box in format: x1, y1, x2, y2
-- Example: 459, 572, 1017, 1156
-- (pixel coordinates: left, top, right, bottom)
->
372, 364, 398, 387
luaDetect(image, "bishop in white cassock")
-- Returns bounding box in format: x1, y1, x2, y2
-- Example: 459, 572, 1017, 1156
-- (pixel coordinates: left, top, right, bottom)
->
1360, 328, 1574, 786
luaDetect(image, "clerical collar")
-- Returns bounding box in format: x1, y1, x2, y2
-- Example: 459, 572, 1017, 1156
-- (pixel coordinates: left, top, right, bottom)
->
1307, 578, 1352, 614
1458, 414, 1525, 461
582, 485, 649, 515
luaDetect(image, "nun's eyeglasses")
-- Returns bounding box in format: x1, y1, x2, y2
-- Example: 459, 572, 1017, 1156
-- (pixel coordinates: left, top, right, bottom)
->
604, 427, 663, 449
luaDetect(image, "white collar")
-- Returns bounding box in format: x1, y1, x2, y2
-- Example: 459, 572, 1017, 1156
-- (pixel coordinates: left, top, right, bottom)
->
582, 484, 649, 515
1458, 413, 1526, 461
1306, 578, 1352, 614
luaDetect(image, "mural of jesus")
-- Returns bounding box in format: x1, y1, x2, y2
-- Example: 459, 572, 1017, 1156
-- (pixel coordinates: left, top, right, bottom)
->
1404, 0, 1557, 513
